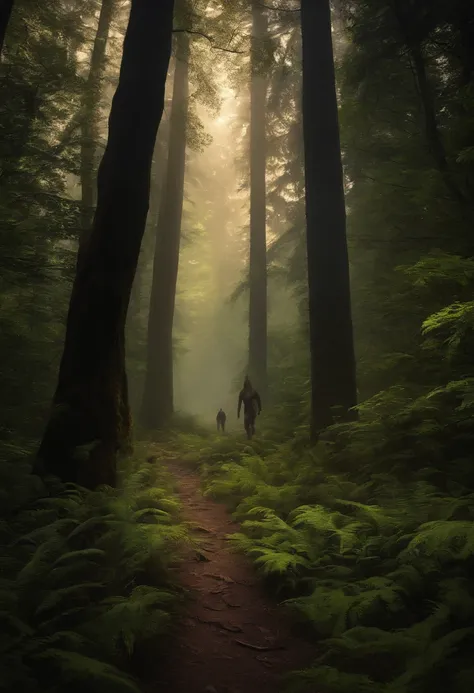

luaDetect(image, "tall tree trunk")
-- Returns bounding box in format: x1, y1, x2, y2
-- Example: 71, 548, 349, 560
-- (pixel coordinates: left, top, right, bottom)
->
248, 0, 268, 395
131, 109, 171, 313
80, 0, 116, 239
300, 0, 357, 438
128, 134, 167, 335
409, 45, 468, 208
455, 1, 474, 85
0, 0, 14, 56
35, 0, 175, 488
127, 92, 171, 416
392, 2, 469, 209
140, 33, 189, 429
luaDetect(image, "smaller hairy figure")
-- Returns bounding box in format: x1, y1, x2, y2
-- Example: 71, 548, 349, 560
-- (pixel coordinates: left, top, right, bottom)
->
237, 376, 262, 440
216, 408, 226, 432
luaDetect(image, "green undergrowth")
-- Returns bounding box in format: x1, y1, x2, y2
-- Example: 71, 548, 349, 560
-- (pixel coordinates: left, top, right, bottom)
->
170, 382, 474, 693
0, 442, 188, 693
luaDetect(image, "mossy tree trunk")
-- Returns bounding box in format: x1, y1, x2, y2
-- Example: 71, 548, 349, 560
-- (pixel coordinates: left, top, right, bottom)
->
35, 0, 175, 488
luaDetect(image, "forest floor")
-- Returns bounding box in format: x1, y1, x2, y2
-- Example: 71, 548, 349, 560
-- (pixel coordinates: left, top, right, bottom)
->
154, 457, 314, 693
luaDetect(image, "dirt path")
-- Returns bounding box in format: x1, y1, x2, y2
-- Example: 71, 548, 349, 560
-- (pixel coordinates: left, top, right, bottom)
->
158, 460, 313, 693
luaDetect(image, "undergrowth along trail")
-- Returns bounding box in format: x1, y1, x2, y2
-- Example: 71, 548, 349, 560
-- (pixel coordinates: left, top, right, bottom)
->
165, 422, 474, 693
0, 444, 186, 693
154, 453, 313, 693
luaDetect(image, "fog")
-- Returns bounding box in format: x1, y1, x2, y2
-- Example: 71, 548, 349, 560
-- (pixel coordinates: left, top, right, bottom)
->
174, 90, 249, 425
122, 26, 302, 430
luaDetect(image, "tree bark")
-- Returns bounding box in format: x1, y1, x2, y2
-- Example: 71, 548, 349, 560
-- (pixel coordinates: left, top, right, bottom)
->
126, 97, 171, 416
35, 0, 175, 488
140, 33, 189, 430
80, 0, 116, 238
248, 0, 268, 395
128, 132, 168, 330
0, 0, 14, 56
392, 1, 469, 210
300, 0, 358, 438
409, 45, 468, 208
458, 4, 474, 86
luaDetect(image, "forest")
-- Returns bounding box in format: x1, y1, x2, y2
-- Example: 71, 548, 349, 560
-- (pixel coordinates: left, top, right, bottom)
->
1, 0, 474, 691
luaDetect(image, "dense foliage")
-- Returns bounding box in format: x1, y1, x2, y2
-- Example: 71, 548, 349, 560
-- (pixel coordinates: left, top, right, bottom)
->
0, 1, 86, 444
0, 446, 187, 693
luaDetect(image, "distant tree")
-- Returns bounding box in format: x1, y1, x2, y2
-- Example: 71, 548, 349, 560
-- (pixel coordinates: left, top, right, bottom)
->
248, 0, 268, 395
389, 0, 468, 210
80, 0, 117, 238
0, 0, 14, 55
300, 0, 357, 436
127, 120, 170, 340
36, 0, 175, 488
140, 30, 189, 429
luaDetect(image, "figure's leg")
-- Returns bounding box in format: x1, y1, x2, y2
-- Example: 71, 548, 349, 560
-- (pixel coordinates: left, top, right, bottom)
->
244, 414, 252, 439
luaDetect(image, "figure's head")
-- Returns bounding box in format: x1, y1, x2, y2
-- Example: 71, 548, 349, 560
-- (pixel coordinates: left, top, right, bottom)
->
243, 376, 252, 392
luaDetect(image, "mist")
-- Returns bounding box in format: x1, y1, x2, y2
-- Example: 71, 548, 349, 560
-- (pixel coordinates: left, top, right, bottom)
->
126, 54, 300, 428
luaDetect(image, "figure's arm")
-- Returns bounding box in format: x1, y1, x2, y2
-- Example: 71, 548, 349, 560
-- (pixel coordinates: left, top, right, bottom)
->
254, 391, 262, 414
237, 393, 242, 418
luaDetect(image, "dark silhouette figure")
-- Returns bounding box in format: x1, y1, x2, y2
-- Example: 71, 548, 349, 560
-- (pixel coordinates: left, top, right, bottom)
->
237, 376, 262, 439
216, 408, 226, 432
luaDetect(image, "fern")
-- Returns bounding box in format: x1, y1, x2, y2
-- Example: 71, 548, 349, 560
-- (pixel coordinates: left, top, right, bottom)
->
34, 583, 105, 619
91, 586, 173, 657
287, 665, 379, 693
252, 548, 309, 574
0, 448, 186, 692
32, 650, 141, 692
286, 588, 354, 637
403, 520, 474, 561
